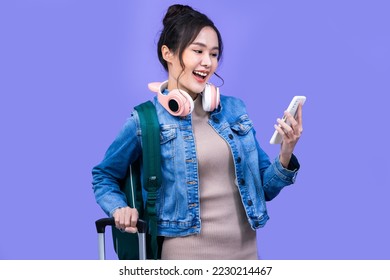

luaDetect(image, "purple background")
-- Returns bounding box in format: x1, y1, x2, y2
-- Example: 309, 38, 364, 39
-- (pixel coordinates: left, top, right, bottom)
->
1, 0, 389, 260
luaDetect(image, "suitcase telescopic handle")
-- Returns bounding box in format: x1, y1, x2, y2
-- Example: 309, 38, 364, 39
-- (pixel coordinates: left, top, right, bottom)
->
95, 217, 147, 234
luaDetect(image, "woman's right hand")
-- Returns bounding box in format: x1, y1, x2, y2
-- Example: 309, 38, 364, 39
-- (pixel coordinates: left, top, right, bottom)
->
113, 206, 139, 233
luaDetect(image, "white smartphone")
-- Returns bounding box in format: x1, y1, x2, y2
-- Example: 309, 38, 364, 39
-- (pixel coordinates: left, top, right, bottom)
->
269, 96, 306, 144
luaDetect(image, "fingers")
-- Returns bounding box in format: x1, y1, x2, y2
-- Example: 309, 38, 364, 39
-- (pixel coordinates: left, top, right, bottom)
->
274, 108, 303, 141
127, 210, 139, 233
290, 103, 303, 136
275, 116, 294, 138
113, 207, 139, 233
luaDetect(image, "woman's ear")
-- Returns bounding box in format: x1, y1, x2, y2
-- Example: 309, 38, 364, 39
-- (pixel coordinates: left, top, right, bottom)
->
161, 45, 174, 63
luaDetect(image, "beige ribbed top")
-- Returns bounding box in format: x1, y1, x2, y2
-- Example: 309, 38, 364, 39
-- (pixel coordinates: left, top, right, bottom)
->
161, 96, 258, 260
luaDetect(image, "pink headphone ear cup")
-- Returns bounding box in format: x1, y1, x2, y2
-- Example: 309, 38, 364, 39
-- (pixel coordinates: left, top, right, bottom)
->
202, 84, 220, 112
168, 89, 194, 116
215, 86, 220, 110
155, 81, 194, 116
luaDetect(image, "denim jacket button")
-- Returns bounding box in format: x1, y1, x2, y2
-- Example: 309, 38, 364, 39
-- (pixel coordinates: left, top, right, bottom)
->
237, 157, 241, 163
240, 178, 245, 185
212, 116, 220, 123
247, 200, 253, 206
228, 134, 234, 139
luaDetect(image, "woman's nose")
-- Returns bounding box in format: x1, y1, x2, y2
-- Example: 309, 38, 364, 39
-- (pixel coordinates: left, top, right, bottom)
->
201, 53, 212, 67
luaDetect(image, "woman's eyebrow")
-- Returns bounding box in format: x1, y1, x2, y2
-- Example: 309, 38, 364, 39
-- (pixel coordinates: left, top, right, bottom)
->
191, 42, 219, 50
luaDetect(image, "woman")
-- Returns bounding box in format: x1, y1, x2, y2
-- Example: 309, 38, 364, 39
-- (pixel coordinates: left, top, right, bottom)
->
92, 4, 303, 259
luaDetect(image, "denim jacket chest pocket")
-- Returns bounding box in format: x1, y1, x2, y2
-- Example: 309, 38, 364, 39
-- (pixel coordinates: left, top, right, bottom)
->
230, 115, 256, 152
159, 125, 177, 159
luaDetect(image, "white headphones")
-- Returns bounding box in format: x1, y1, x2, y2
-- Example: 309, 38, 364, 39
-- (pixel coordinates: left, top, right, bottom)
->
148, 80, 220, 117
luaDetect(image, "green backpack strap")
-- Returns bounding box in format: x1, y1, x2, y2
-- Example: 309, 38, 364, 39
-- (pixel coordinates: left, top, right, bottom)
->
112, 159, 143, 260
134, 100, 162, 260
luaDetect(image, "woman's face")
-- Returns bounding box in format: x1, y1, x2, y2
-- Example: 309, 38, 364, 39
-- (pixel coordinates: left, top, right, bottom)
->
166, 26, 220, 99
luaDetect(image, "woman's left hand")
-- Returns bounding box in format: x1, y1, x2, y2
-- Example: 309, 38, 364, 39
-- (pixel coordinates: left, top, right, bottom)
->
274, 102, 303, 168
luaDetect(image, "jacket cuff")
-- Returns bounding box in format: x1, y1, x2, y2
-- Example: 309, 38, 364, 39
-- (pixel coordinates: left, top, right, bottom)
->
97, 194, 128, 217
274, 154, 300, 183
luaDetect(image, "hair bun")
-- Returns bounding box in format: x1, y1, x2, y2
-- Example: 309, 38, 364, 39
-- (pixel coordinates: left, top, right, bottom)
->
163, 4, 194, 26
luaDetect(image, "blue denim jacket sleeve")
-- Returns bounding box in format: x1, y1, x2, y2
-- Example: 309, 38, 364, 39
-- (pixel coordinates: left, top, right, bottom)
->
255, 136, 300, 201
92, 112, 142, 217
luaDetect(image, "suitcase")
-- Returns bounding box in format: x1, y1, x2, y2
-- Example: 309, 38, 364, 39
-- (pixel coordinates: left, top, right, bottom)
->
95, 217, 147, 260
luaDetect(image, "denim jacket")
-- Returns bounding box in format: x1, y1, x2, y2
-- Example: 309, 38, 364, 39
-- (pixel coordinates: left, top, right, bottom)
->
92, 95, 300, 237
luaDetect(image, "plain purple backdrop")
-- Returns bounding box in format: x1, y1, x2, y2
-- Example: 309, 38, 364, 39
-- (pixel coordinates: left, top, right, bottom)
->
0, 0, 389, 260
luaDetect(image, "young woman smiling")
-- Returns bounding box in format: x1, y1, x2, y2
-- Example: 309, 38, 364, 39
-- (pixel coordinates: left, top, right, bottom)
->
92, 4, 303, 260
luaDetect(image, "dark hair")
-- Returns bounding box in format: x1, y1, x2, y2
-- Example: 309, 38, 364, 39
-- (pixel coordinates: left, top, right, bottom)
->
157, 4, 224, 72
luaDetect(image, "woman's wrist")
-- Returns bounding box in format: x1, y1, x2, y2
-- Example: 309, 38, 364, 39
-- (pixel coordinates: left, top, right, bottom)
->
279, 154, 292, 169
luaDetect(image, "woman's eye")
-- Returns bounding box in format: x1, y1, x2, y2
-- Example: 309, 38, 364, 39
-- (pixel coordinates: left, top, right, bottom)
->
194, 50, 202, 54
211, 53, 219, 58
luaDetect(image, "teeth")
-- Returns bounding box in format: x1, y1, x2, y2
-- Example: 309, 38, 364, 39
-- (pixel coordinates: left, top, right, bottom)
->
194, 71, 207, 77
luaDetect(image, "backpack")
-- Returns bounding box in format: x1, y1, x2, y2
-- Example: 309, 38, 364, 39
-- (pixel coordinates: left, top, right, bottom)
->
111, 100, 163, 260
